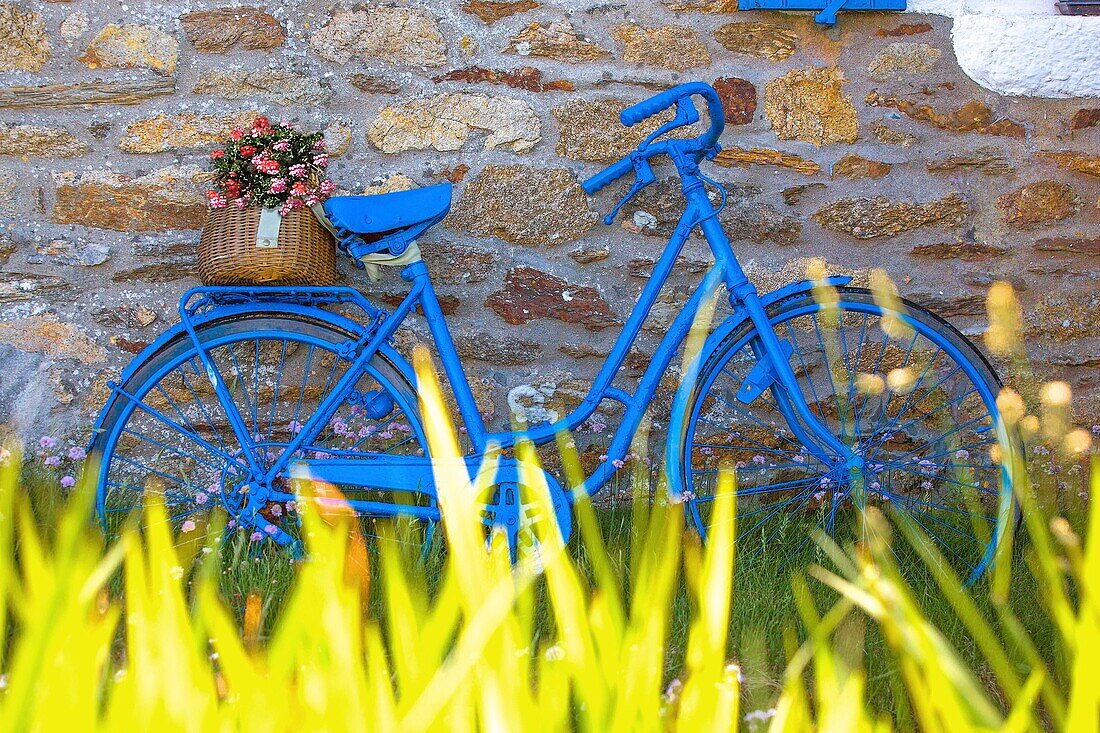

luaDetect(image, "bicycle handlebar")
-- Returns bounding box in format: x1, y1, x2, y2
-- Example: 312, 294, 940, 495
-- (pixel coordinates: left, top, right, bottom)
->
582, 82, 725, 196
581, 156, 635, 195
620, 82, 723, 145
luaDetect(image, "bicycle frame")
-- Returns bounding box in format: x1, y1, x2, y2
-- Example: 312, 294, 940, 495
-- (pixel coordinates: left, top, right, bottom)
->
189, 160, 859, 517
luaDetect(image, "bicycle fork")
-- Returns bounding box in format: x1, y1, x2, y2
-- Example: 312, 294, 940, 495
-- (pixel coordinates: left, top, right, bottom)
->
688, 185, 864, 484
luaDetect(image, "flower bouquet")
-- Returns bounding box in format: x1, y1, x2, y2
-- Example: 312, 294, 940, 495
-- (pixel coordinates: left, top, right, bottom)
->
197, 116, 338, 286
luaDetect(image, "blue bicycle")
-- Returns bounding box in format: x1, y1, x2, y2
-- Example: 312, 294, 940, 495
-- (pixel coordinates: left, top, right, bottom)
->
89, 83, 1018, 582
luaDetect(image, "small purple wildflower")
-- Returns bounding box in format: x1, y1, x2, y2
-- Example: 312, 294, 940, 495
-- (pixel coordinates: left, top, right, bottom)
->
67, 446, 86, 461
60, 475, 76, 489
249, 531, 263, 542
43, 455, 61, 467
263, 524, 278, 535
39, 435, 57, 450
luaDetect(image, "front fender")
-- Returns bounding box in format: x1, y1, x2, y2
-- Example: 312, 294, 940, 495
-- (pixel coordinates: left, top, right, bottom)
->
664, 275, 851, 494
87, 301, 416, 450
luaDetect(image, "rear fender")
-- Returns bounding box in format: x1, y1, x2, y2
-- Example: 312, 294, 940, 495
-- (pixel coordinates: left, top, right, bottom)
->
664, 276, 851, 494
87, 301, 415, 450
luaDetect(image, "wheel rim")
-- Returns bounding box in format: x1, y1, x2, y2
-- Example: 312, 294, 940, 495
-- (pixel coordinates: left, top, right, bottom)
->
95, 318, 431, 547
684, 295, 1014, 583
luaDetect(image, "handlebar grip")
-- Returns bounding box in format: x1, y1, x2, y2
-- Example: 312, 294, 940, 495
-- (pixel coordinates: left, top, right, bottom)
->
582, 156, 634, 195
620, 82, 717, 127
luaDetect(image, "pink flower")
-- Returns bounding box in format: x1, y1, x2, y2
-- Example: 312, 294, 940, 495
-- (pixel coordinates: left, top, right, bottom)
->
229, 127, 244, 141
258, 159, 281, 175
273, 139, 290, 152
234, 198, 247, 209
319, 180, 336, 195
305, 195, 320, 207
312, 138, 326, 149
208, 194, 227, 209
288, 198, 303, 210
269, 177, 287, 194
181, 519, 196, 533
289, 163, 307, 179
312, 154, 329, 168
60, 475, 76, 489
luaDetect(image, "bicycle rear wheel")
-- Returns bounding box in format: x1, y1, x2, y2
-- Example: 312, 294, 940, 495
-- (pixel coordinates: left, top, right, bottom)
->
90, 312, 433, 550
680, 287, 1018, 584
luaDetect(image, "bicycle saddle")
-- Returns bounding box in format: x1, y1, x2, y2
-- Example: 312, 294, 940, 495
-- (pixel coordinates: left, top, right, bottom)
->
321, 182, 451, 277
324, 182, 451, 236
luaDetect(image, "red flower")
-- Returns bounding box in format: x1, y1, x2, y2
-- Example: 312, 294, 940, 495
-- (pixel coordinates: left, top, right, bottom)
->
209, 149, 225, 160
229, 127, 244, 141
253, 116, 271, 131
239, 145, 256, 157
291, 181, 308, 197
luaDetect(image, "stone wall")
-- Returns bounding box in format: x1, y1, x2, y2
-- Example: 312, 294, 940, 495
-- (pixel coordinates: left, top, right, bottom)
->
0, 1, 1097, 440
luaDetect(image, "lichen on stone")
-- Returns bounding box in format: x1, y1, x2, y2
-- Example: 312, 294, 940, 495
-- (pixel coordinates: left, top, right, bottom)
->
764, 67, 859, 146
812, 193, 969, 239
448, 165, 597, 247
367, 94, 541, 153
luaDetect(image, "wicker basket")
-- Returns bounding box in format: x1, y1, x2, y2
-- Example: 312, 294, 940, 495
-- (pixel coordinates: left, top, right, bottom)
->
197, 206, 337, 286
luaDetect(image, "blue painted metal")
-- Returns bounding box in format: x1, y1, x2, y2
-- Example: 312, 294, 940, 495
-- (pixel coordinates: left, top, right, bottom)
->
92, 81, 1013, 579
738, 0, 906, 25
672, 292, 1014, 583
325, 182, 452, 262
736, 340, 794, 404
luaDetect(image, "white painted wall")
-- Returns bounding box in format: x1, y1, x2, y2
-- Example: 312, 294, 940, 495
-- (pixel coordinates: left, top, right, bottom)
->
907, 0, 1100, 98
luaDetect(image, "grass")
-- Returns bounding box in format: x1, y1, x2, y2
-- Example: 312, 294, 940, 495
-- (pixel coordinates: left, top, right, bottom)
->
8, 443, 1080, 729
3, 279, 1097, 730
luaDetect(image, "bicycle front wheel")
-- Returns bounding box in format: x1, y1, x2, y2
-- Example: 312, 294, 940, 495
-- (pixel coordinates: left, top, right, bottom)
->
680, 287, 1018, 584
90, 312, 432, 547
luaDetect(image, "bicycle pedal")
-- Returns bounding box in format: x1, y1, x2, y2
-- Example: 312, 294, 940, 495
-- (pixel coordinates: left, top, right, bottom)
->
736, 341, 795, 404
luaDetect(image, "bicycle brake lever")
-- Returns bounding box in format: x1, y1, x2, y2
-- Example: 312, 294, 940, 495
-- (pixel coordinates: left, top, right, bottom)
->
639, 98, 700, 151
604, 155, 656, 225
